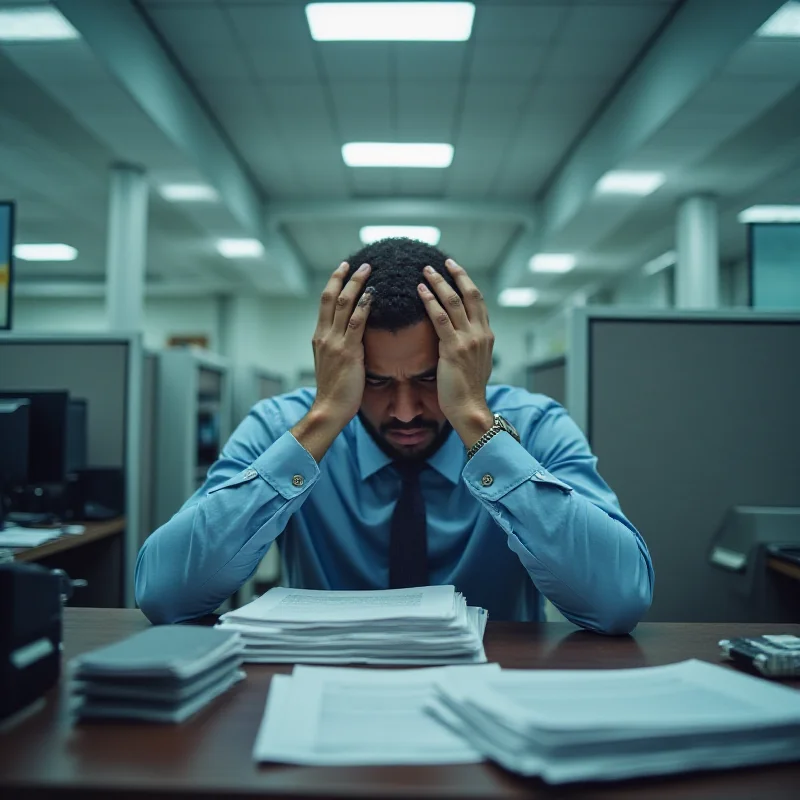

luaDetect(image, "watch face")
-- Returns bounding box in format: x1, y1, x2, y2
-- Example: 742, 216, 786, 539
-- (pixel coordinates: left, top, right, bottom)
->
495, 414, 519, 440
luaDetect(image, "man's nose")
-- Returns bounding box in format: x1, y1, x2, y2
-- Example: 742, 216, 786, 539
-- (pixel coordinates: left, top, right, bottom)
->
391, 383, 421, 423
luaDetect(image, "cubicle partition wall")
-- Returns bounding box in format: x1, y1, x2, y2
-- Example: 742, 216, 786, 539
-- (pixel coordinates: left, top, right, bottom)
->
526, 356, 566, 406
153, 349, 231, 531
0, 333, 143, 606
231, 365, 284, 431
567, 309, 800, 622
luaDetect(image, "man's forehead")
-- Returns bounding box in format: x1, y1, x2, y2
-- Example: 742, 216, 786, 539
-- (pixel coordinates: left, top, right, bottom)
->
363, 322, 438, 377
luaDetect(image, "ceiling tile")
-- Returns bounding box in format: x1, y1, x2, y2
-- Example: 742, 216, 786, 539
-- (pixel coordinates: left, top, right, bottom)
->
472, 5, 567, 44
558, 3, 669, 42
468, 43, 547, 80
394, 43, 468, 79
146, 5, 230, 44
543, 40, 640, 78
329, 80, 394, 141
225, 5, 311, 45
317, 43, 392, 80
245, 40, 318, 80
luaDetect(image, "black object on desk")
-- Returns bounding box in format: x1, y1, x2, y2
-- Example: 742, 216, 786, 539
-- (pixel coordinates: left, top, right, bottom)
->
0, 562, 61, 722
0, 562, 86, 722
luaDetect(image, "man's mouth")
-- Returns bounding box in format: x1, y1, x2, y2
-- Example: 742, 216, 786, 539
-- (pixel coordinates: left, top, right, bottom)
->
386, 428, 431, 446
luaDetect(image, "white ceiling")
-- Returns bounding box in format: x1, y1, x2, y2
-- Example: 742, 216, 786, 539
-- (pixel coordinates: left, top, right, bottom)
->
1, 0, 798, 312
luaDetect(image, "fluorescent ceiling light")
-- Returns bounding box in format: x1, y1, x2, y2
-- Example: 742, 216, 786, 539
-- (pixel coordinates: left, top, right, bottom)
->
757, 2, 800, 37
498, 288, 539, 307
14, 243, 78, 261
342, 142, 454, 168
643, 250, 677, 275
306, 2, 475, 41
528, 253, 576, 274
159, 183, 218, 202
0, 8, 79, 41
216, 238, 264, 258
738, 205, 800, 223
596, 171, 665, 196
359, 225, 441, 245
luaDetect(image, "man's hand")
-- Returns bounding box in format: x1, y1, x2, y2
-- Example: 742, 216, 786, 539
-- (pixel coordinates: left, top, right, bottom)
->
291, 261, 373, 462
417, 259, 495, 449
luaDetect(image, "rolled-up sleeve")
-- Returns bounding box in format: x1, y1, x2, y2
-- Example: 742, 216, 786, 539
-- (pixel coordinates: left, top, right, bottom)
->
462, 406, 654, 635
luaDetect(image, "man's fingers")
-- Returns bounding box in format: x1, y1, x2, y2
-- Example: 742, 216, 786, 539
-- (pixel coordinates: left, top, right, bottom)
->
417, 283, 456, 341
444, 258, 489, 325
343, 286, 374, 343
332, 263, 372, 334
316, 261, 349, 334
423, 265, 470, 328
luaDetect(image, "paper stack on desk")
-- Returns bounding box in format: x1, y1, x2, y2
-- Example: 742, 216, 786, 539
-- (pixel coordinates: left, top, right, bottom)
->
216, 585, 488, 665
427, 659, 800, 783
70, 626, 245, 723
254, 664, 500, 765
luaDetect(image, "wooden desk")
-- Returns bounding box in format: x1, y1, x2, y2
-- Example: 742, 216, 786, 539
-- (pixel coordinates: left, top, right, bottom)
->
10, 520, 126, 607
769, 556, 800, 583
12, 517, 125, 563
1, 609, 799, 799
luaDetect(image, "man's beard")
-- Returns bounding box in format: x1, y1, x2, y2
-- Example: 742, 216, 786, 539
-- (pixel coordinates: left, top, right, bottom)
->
358, 411, 453, 463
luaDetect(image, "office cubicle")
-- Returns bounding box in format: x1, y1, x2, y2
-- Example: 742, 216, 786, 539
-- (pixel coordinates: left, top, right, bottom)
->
0, 333, 143, 606
153, 348, 231, 530
567, 309, 800, 622
526, 356, 566, 406
231, 365, 284, 430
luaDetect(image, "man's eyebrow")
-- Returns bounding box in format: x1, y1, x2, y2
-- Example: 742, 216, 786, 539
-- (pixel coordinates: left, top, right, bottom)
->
365, 367, 437, 381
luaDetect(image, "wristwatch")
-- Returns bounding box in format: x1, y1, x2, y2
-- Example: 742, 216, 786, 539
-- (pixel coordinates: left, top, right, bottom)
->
467, 414, 521, 460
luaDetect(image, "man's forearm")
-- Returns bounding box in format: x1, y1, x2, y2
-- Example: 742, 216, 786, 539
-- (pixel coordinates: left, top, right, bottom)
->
290, 404, 349, 463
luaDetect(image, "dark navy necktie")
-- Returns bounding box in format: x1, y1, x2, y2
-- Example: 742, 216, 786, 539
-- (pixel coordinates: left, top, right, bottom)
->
388, 461, 428, 589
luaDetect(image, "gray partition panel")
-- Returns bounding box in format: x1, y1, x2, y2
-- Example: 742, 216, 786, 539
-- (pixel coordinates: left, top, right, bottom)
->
527, 357, 566, 406
0, 342, 128, 466
587, 317, 800, 622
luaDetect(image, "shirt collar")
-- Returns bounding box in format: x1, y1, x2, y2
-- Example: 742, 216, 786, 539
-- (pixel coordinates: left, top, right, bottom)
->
355, 419, 464, 485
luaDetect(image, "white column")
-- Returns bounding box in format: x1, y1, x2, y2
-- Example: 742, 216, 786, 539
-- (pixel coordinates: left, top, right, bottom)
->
675, 195, 719, 308
106, 164, 148, 330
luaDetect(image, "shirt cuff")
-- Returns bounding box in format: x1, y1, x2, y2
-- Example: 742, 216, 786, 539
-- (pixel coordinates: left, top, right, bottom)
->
462, 431, 573, 502
252, 430, 320, 500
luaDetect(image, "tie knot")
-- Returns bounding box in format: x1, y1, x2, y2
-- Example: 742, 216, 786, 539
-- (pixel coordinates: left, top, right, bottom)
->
393, 461, 424, 482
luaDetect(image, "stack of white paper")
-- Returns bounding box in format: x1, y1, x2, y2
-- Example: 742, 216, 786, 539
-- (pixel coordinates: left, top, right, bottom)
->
427, 659, 800, 783
254, 664, 500, 765
70, 626, 245, 723
216, 585, 488, 665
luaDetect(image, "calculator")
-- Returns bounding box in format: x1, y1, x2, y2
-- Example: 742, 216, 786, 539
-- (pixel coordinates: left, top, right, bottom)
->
719, 635, 800, 678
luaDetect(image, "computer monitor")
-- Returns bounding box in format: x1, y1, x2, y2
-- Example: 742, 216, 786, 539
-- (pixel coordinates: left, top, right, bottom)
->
0, 399, 29, 528
67, 398, 88, 474
0, 391, 69, 485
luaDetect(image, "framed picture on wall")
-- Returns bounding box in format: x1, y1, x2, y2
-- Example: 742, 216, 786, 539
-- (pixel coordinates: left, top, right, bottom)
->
167, 335, 209, 350
0, 201, 15, 330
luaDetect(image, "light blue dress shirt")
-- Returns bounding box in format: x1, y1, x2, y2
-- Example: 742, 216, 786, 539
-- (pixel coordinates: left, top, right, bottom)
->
135, 386, 654, 634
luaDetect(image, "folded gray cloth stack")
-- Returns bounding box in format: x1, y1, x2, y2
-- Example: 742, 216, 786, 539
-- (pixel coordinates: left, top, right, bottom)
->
69, 625, 245, 723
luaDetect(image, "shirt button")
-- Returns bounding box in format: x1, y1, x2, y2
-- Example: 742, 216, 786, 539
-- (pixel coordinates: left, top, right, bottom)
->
481, 474, 494, 487
533, 470, 544, 479
243, 469, 257, 479
292, 474, 305, 487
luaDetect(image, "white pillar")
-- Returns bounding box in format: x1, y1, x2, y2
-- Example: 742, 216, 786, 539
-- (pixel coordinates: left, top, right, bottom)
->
675, 195, 719, 308
106, 164, 148, 330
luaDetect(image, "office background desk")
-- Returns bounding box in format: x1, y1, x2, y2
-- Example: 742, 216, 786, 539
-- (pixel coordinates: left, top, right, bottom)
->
9, 519, 126, 607
1, 610, 799, 799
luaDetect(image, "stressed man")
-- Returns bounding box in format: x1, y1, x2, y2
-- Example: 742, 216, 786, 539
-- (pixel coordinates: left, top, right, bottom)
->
136, 238, 654, 633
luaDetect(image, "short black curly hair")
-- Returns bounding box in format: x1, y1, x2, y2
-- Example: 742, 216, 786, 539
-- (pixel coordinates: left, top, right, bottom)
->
344, 237, 461, 332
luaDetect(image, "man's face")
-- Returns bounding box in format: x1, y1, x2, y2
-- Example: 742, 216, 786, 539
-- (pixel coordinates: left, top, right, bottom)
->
359, 320, 448, 460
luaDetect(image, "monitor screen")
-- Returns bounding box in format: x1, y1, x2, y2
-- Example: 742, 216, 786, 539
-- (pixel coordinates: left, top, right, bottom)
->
0, 391, 69, 484
0, 202, 14, 330
0, 399, 30, 487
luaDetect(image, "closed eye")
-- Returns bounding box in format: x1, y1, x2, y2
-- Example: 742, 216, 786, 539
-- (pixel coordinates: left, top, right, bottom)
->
365, 377, 390, 388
